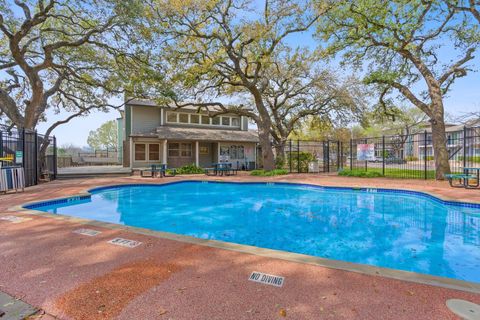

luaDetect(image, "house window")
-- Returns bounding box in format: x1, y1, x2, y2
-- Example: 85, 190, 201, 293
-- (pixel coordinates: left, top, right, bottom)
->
212, 116, 220, 125
168, 142, 192, 157
230, 145, 238, 158
149, 144, 160, 161
167, 112, 178, 123
237, 146, 245, 158
179, 113, 189, 123
220, 146, 230, 156
200, 146, 209, 154
165, 110, 243, 128
222, 117, 230, 126
191, 114, 200, 124
134, 144, 146, 161
201, 115, 210, 125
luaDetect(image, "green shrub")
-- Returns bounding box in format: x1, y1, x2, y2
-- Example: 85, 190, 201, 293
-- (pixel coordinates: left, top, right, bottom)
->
405, 156, 418, 161
338, 169, 384, 178
286, 151, 316, 172
170, 164, 204, 175
275, 155, 286, 169
250, 169, 289, 176
425, 156, 434, 161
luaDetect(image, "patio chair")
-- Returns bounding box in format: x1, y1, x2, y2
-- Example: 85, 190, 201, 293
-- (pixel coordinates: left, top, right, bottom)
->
444, 173, 479, 188
140, 164, 162, 178
217, 163, 237, 176
140, 164, 176, 178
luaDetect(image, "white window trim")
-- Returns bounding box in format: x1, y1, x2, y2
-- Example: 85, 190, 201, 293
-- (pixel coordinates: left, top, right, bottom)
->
165, 111, 241, 128
134, 143, 161, 162
168, 142, 193, 158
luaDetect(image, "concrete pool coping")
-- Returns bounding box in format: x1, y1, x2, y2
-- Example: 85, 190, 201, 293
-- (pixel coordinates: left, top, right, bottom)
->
11, 180, 480, 295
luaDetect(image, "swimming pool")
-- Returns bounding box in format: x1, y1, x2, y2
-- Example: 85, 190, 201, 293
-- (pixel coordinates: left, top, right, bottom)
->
25, 181, 480, 283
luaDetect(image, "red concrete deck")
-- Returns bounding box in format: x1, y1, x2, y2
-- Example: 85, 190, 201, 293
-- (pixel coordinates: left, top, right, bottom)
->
1, 174, 480, 319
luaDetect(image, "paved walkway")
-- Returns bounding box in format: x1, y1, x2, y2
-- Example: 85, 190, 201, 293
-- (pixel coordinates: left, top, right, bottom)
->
0, 174, 479, 319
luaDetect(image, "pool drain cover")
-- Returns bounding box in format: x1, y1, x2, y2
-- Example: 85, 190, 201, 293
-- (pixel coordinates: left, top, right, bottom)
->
446, 299, 480, 320
107, 237, 142, 248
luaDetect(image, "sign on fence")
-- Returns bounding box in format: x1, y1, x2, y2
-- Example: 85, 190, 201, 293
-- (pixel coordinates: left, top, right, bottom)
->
357, 144, 375, 161
15, 151, 23, 164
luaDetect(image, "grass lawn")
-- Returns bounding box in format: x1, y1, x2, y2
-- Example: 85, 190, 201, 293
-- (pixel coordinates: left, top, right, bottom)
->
339, 168, 436, 179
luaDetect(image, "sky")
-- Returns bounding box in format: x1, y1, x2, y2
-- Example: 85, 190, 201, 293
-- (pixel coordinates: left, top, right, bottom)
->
17, 3, 480, 147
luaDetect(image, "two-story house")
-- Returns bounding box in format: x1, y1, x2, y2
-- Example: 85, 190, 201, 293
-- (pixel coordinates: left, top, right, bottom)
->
117, 99, 259, 170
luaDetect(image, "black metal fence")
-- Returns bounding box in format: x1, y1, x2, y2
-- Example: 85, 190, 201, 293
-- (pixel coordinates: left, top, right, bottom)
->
0, 126, 57, 187
285, 125, 480, 179
285, 140, 344, 173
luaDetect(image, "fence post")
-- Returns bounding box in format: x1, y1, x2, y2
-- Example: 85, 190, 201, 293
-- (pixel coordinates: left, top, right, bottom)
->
382, 135, 386, 176
0, 130, 3, 158
336, 141, 340, 171
34, 130, 38, 185
463, 126, 467, 169
289, 140, 292, 173
349, 139, 353, 171
297, 139, 300, 173
326, 140, 330, 172
424, 130, 428, 180
21, 128, 26, 169
53, 136, 57, 180
364, 139, 368, 172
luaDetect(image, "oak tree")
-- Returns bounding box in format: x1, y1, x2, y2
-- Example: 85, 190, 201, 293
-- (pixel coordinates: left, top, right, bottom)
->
0, 0, 146, 159
317, 0, 480, 179
149, 0, 325, 170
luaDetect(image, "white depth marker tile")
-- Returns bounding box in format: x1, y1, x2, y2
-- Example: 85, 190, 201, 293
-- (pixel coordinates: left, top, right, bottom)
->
73, 228, 101, 236
248, 271, 284, 287
107, 237, 142, 248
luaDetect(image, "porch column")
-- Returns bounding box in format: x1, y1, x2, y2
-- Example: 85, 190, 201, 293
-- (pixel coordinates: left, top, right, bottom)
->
195, 141, 199, 166
163, 139, 168, 165
129, 137, 133, 169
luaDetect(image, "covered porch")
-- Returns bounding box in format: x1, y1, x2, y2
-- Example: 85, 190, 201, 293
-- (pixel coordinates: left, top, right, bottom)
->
128, 127, 258, 170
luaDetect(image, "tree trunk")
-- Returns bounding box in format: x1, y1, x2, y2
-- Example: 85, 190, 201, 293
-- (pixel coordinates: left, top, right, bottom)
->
251, 90, 275, 171
258, 123, 275, 171
430, 113, 451, 180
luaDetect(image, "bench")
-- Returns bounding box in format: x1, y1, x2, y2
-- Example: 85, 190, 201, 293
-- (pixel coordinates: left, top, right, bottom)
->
444, 173, 478, 188
140, 164, 176, 178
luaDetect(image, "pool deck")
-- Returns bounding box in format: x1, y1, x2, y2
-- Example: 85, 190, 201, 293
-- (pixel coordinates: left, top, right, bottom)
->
1, 173, 480, 319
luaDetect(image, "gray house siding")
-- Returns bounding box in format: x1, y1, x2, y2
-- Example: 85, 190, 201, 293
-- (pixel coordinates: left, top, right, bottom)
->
132, 106, 161, 134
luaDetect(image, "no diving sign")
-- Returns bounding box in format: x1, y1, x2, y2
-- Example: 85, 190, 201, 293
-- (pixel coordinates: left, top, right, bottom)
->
249, 271, 284, 287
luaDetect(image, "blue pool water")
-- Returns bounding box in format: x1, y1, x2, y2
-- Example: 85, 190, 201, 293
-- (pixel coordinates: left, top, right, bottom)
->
27, 181, 480, 283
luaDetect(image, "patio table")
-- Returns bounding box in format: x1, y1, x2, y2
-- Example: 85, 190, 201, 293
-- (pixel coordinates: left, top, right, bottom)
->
462, 167, 480, 188
209, 163, 235, 176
